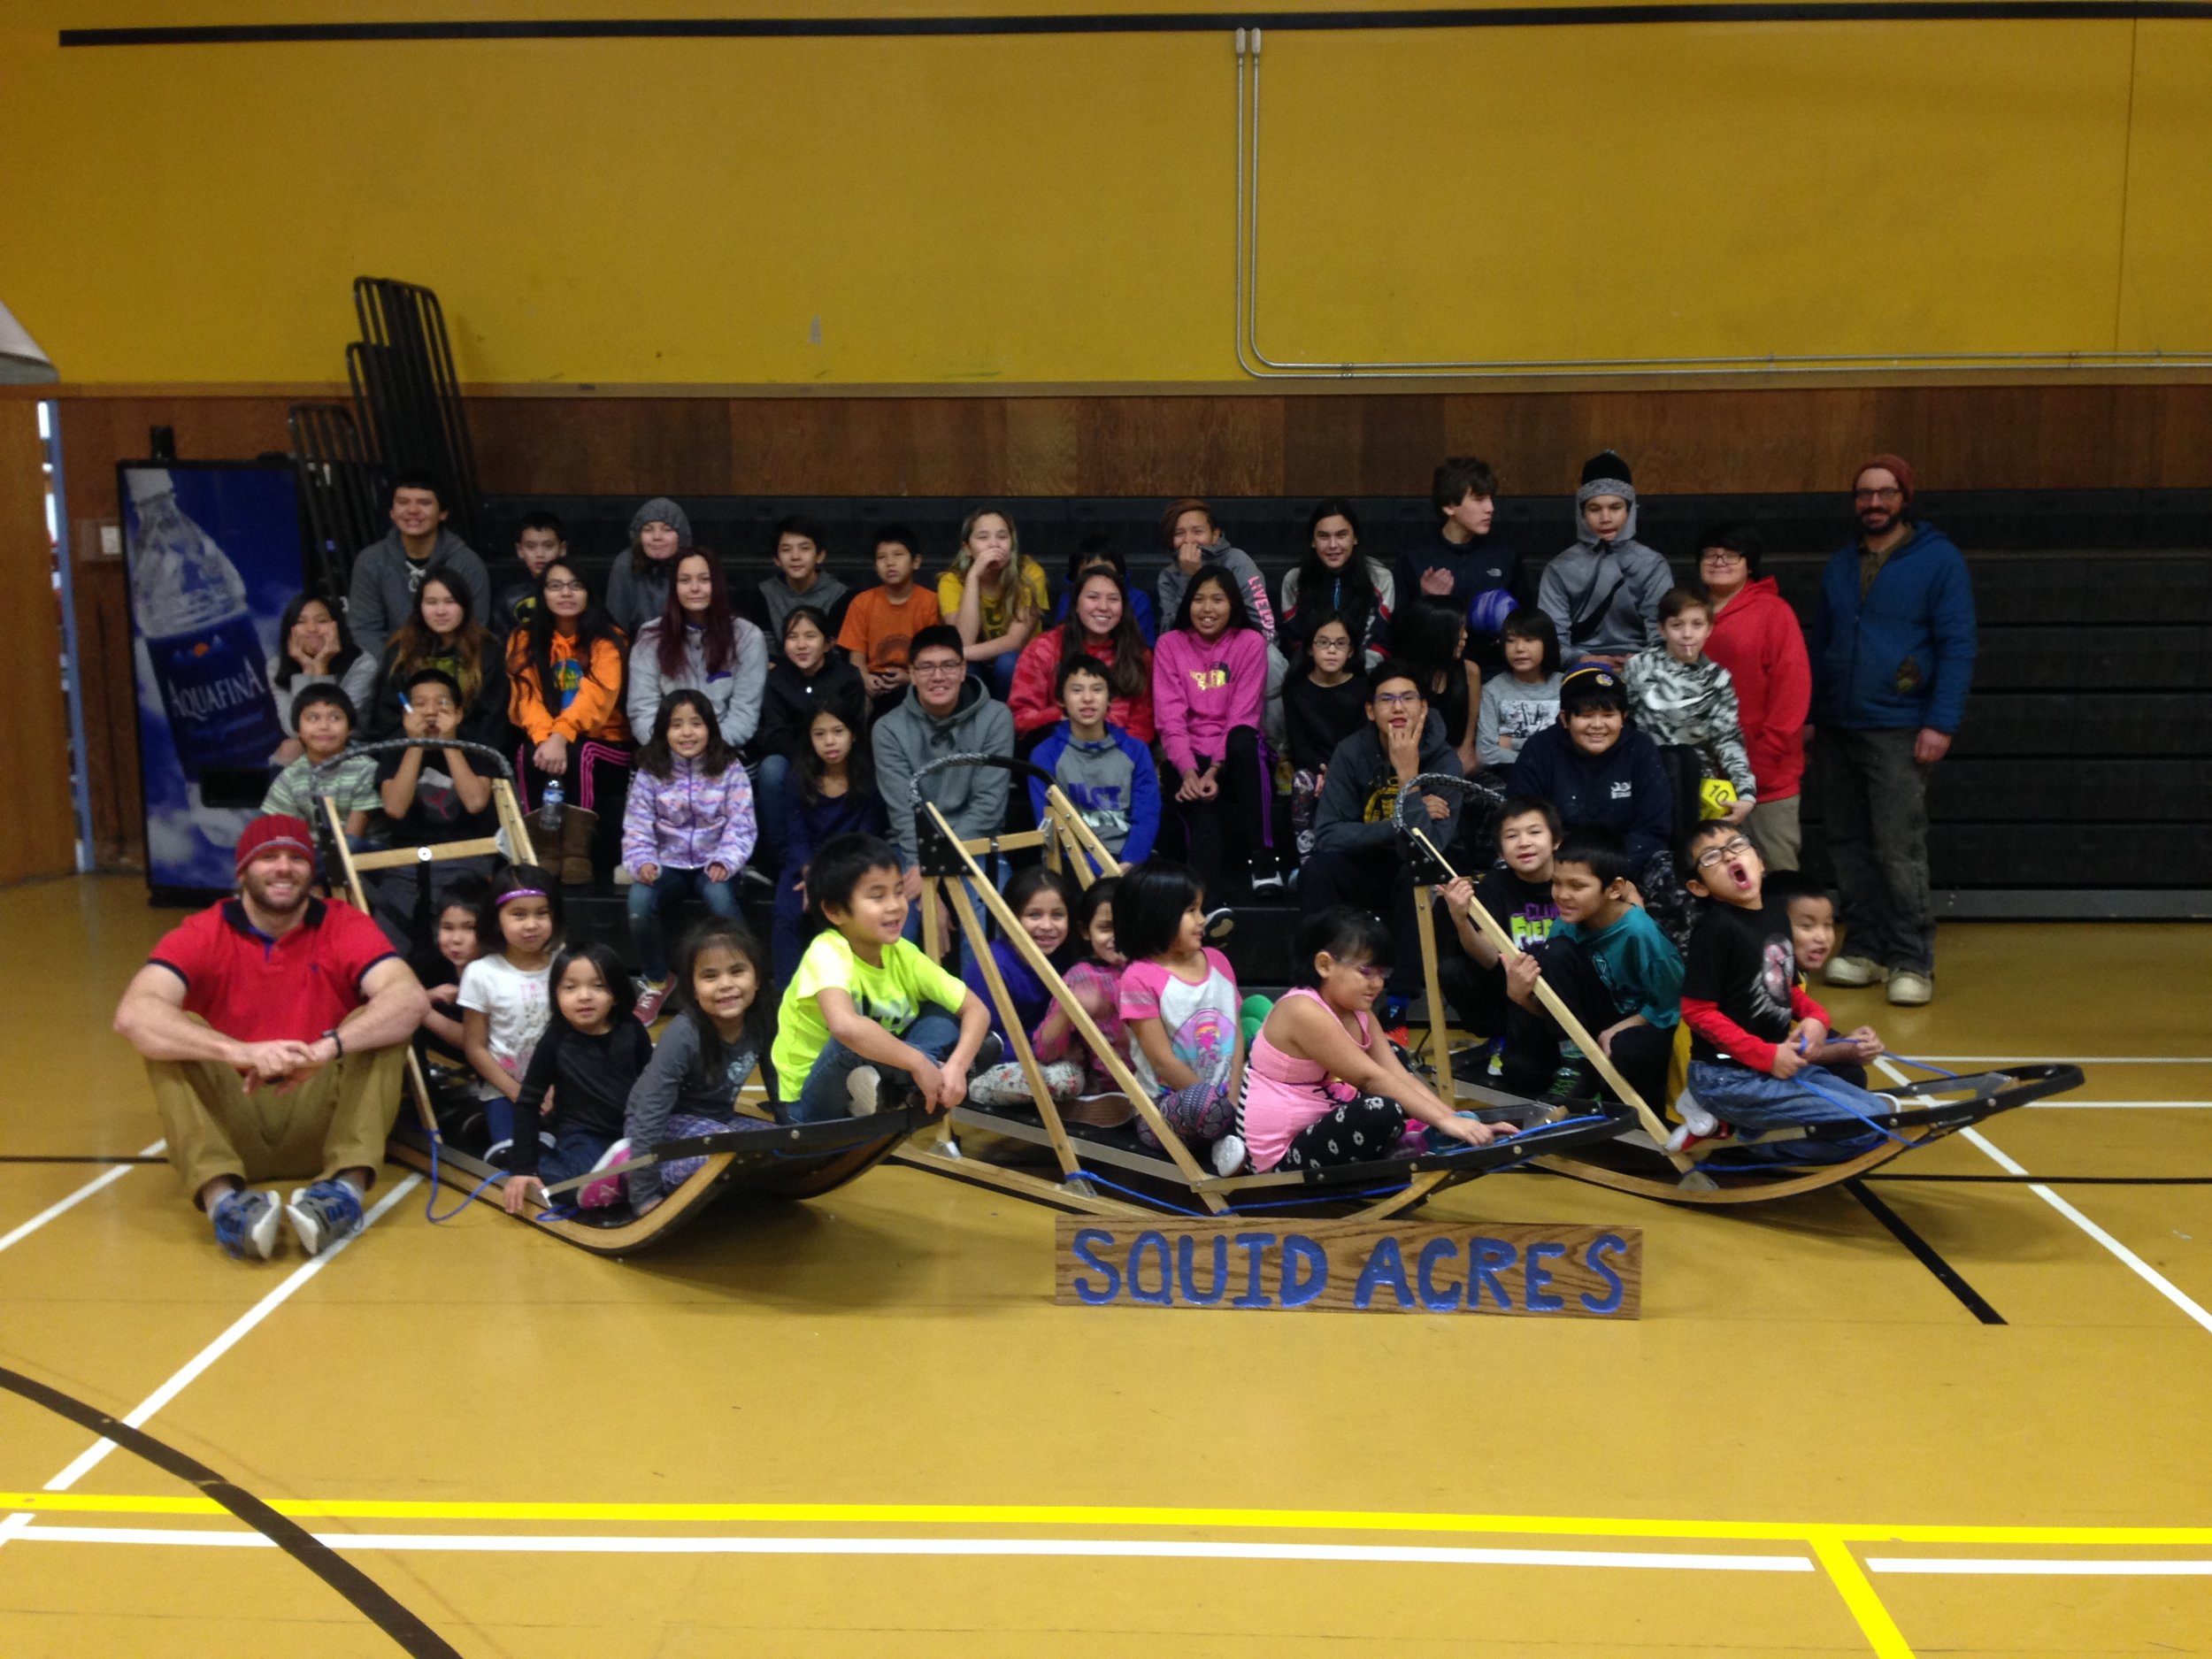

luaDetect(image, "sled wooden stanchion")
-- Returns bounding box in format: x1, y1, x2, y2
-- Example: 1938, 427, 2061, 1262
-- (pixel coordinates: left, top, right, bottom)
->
941, 877, 1085, 1185
322, 790, 443, 1138
1413, 886, 1452, 1087
1404, 823, 1686, 1165
922, 801, 1226, 1210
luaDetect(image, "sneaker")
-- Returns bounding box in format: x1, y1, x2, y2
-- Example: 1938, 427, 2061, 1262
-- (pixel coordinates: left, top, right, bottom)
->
1664, 1120, 1735, 1155
633, 977, 672, 1023
1451, 1038, 1505, 1084
483, 1138, 513, 1171
1211, 1133, 1248, 1177
285, 1179, 365, 1256
576, 1141, 634, 1210
1248, 864, 1286, 896
1672, 1089, 1720, 1138
210, 1188, 281, 1261
847, 1064, 883, 1117
741, 864, 775, 895
1824, 955, 1888, 988
1543, 1062, 1595, 1103
1886, 970, 1933, 1007
966, 1033, 1005, 1077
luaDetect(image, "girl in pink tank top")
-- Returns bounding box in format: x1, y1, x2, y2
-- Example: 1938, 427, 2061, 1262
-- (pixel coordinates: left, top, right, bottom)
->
1234, 908, 1516, 1174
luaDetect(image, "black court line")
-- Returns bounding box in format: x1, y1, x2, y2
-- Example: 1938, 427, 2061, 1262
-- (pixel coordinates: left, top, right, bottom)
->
1846, 1179, 2007, 1325
0, 1365, 461, 1659
1866, 1172, 2212, 1186
58, 2, 2212, 47
0, 1155, 165, 1166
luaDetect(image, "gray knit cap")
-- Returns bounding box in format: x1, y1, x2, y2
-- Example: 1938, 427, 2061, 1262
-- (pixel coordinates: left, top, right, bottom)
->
1574, 450, 1639, 547
630, 495, 693, 546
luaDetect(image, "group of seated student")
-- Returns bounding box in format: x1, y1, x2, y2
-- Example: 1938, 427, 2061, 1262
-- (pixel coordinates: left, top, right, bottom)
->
262, 447, 1883, 1155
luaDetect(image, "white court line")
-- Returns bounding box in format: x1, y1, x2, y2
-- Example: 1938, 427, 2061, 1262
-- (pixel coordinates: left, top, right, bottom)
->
5, 1524, 1814, 1571
35, 1173, 424, 1494
1870, 1557, 2212, 1576
1883, 1055, 2212, 1336
1909, 1056, 2212, 1065
2027, 1101, 2212, 1110
0, 1141, 165, 1256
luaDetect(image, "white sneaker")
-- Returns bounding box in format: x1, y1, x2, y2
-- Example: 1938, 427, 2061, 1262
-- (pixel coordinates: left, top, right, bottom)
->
1211, 1133, 1248, 1177
1886, 971, 1933, 1007
847, 1065, 882, 1117
1824, 955, 1888, 988
1672, 1089, 1719, 1138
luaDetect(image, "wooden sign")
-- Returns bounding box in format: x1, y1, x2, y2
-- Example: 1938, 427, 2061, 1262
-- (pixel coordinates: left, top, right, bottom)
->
1054, 1217, 1640, 1317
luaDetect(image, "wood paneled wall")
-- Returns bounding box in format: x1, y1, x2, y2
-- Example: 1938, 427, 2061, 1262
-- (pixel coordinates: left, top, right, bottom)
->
0, 403, 88, 883
36, 380, 2212, 868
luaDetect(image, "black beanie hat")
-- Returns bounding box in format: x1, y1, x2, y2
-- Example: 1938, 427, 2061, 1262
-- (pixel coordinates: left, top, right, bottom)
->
1580, 450, 1633, 490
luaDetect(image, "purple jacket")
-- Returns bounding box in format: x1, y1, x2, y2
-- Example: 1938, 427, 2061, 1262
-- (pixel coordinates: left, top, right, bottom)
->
620, 754, 758, 874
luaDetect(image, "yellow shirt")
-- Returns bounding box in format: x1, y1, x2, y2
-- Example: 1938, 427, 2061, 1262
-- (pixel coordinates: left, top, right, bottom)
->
772, 929, 968, 1102
938, 557, 1048, 644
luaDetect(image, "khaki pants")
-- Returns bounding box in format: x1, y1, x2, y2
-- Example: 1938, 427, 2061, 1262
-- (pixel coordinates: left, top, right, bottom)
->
1747, 795, 1802, 872
147, 1045, 406, 1203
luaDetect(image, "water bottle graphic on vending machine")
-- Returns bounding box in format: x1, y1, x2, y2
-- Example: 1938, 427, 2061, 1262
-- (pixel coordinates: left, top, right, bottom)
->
127, 470, 284, 777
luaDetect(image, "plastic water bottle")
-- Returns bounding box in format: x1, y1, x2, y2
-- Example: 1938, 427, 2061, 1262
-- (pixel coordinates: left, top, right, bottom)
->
127, 470, 282, 776
541, 780, 564, 833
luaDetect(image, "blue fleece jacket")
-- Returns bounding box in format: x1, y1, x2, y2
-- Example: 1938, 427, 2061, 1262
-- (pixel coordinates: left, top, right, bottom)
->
1511, 722, 1673, 864
1027, 722, 1161, 864
1810, 522, 1978, 734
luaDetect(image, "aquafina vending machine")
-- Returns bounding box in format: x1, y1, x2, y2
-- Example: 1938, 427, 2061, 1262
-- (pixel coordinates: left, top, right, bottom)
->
119, 461, 304, 897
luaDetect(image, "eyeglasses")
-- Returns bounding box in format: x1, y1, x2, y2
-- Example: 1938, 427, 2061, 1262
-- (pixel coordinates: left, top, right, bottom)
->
911, 660, 965, 678
542, 580, 586, 595
1693, 836, 1757, 872
1700, 549, 1747, 565
1372, 691, 1424, 708
1853, 487, 1904, 504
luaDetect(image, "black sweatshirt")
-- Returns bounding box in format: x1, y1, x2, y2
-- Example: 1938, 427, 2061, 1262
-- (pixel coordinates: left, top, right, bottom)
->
509, 1019, 656, 1174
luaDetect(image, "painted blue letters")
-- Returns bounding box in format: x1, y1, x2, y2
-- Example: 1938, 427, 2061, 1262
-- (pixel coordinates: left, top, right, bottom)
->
1070, 1228, 1120, 1304
1280, 1233, 1329, 1308
1127, 1231, 1173, 1305
1179, 1233, 1229, 1306
1415, 1237, 1463, 1311
1471, 1236, 1518, 1310
1524, 1240, 1569, 1312
1580, 1233, 1628, 1313
1353, 1237, 1414, 1310
1233, 1232, 1277, 1309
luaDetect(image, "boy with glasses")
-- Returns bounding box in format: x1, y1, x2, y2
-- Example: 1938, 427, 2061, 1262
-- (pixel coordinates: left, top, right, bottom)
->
1667, 821, 1891, 1159
1300, 664, 1463, 1025
1809, 455, 1977, 1006
1697, 524, 1811, 869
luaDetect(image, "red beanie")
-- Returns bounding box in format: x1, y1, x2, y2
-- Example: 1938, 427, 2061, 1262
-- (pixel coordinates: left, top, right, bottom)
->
1856, 452, 1916, 507
234, 814, 314, 877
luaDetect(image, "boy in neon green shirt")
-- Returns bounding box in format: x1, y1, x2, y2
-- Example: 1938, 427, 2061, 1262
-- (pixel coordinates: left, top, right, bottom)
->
774, 833, 993, 1122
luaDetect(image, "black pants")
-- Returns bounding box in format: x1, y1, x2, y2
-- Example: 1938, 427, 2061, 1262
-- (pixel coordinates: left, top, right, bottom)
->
1301, 851, 1425, 1000
1658, 743, 1709, 841
1502, 936, 1672, 1110
1170, 726, 1273, 895
1277, 1094, 1411, 1171
1437, 941, 1510, 1041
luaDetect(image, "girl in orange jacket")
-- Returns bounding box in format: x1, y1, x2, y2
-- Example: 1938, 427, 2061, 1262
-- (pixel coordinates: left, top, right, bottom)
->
507, 559, 634, 880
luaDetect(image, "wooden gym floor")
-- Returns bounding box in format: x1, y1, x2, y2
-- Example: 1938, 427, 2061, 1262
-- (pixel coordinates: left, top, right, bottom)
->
3, 874, 2209, 1657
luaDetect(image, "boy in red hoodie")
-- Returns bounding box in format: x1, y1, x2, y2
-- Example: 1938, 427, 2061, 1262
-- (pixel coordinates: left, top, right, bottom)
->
1697, 525, 1811, 870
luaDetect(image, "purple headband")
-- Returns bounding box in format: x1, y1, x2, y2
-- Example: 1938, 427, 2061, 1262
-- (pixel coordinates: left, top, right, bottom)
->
497, 888, 549, 906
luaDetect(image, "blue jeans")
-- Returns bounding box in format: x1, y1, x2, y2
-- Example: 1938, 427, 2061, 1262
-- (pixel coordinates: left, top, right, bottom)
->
538, 1126, 618, 1187
1686, 1059, 1890, 1163
626, 865, 741, 982
791, 1007, 962, 1124
752, 753, 792, 872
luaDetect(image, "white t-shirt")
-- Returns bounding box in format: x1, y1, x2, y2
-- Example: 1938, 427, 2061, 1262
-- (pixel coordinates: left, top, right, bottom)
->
1118, 948, 1240, 1101
456, 953, 552, 1100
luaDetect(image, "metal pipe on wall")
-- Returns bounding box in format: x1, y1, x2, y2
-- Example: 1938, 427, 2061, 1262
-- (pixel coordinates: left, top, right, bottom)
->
1229, 27, 2212, 381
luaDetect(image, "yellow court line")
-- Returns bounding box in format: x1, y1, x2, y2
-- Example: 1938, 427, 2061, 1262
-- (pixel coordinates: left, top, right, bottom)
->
3, 1492, 2209, 1548
1810, 1530, 1917, 1659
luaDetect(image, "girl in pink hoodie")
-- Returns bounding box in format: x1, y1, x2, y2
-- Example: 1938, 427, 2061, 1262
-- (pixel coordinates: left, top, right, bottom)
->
1151, 569, 1280, 895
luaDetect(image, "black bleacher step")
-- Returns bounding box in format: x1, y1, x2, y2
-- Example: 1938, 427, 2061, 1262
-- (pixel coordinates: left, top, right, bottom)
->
1928, 758, 2212, 822
1954, 693, 2212, 757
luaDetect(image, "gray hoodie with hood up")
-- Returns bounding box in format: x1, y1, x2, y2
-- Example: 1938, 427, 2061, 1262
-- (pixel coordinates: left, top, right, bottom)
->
872, 675, 1017, 858
1536, 467, 1675, 663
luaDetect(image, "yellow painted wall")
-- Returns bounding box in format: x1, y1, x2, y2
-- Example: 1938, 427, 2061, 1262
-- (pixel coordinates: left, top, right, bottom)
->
2, 4, 2208, 385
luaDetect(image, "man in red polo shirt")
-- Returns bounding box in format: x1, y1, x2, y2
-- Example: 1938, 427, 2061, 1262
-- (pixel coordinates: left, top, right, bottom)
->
112, 815, 429, 1259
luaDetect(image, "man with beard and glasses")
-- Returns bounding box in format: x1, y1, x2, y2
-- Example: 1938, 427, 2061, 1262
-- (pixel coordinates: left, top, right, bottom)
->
1809, 454, 1977, 1008
112, 816, 429, 1260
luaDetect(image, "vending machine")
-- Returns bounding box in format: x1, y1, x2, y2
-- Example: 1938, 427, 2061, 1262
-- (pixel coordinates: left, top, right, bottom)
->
117, 460, 306, 899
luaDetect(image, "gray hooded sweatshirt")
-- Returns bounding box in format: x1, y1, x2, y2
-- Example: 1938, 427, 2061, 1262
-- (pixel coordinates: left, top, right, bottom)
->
1536, 480, 1674, 662
1156, 535, 1279, 641
346, 527, 488, 662
872, 676, 1017, 857
626, 616, 770, 750
605, 496, 695, 638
